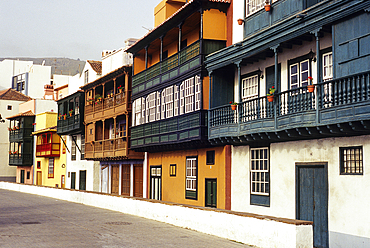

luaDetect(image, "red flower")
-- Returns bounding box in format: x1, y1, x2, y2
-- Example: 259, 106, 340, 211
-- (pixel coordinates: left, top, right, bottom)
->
229, 101, 232, 104
271, 86, 274, 88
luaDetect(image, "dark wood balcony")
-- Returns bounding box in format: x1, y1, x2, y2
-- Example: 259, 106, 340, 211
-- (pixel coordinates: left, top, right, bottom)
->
9, 127, 33, 142
132, 40, 225, 96
85, 137, 143, 161
209, 71, 370, 144
85, 92, 129, 123
9, 153, 33, 166
130, 110, 209, 152
57, 91, 84, 135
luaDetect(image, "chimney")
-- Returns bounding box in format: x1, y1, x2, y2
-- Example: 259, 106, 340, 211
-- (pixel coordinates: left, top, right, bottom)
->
43, 84, 54, 100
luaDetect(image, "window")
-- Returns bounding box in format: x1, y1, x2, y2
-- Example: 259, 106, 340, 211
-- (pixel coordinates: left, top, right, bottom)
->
170, 164, 176, 177
195, 76, 201, 110
246, 0, 265, 16
48, 158, 54, 178
162, 50, 168, 60
156, 91, 161, 120
165, 86, 173, 118
242, 75, 259, 101
81, 135, 85, 160
37, 161, 41, 169
174, 85, 179, 116
84, 70, 89, 85
26, 171, 30, 180
186, 157, 197, 199
250, 147, 269, 195
323, 52, 333, 81
7, 105, 12, 110
206, 150, 215, 165
340, 146, 363, 175
184, 77, 194, 113
71, 136, 76, 161
290, 60, 309, 89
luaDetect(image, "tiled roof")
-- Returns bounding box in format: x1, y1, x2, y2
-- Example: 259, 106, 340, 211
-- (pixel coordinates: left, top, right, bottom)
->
80, 65, 130, 90
126, 0, 230, 53
0, 89, 32, 102
87, 60, 102, 74
7, 110, 35, 120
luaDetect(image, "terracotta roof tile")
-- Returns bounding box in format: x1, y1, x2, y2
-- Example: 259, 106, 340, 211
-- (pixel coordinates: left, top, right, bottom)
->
0, 89, 32, 102
87, 60, 102, 74
7, 110, 35, 120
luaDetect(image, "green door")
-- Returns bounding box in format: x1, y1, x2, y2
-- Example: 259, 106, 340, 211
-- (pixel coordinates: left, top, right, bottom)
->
205, 179, 217, 208
71, 172, 76, 189
20, 170, 25, 184
79, 170, 86, 190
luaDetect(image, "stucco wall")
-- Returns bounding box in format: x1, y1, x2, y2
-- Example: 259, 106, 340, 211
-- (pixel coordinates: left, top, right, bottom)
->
231, 135, 370, 247
0, 181, 313, 248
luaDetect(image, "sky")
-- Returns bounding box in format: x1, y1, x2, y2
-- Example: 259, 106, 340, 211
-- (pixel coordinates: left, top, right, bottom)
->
0, 0, 159, 61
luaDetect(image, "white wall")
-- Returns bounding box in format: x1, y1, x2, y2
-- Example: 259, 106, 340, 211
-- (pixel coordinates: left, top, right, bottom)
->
232, 0, 244, 44
102, 49, 133, 76
231, 135, 370, 247
34, 99, 57, 114
65, 134, 100, 192
0, 99, 24, 180
27, 64, 52, 99
0, 60, 33, 90
0, 181, 313, 248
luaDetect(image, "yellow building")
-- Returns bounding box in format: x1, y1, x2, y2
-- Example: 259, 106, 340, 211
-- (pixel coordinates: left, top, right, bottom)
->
32, 112, 66, 187
127, 0, 232, 209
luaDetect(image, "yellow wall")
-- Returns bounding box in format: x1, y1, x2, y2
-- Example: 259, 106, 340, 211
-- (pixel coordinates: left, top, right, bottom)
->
35, 112, 57, 130
148, 146, 226, 209
154, 0, 186, 27
36, 151, 66, 188
134, 53, 146, 75
203, 9, 227, 41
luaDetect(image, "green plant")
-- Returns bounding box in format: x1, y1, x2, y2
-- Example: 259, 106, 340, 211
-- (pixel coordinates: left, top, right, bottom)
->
267, 86, 276, 96
69, 110, 73, 114
229, 101, 237, 106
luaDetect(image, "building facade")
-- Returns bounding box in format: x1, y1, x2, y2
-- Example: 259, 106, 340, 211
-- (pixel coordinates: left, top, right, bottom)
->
205, 0, 370, 247
127, 0, 232, 208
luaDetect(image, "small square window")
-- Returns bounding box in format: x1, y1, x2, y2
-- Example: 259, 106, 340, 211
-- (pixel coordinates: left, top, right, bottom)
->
7, 105, 12, 110
37, 161, 41, 169
206, 150, 215, 165
340, 146, 363, 175
170, 164, 176, 177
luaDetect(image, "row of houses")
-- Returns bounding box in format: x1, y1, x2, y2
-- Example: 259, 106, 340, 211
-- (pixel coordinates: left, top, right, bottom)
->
4, 0, 370, 247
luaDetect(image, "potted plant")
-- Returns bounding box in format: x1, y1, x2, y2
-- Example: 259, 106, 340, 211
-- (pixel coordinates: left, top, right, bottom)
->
16, 126, 19, 130
117, 85, 123, 93
63, 114, 67, 120
58, 114, 62, 120
7, 127, 11, 131
9, 151, 12, 155
69, 110, 73, 116
267, 86, 276, 102
230, 101, 238, 111
307, 76, 315, 92
265, 0, 271, 12
237, 18, 244, 25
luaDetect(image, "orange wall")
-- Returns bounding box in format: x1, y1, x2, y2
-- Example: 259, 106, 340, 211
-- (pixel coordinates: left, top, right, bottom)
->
182, 28, 200, 47
134, 53, 146, 75
203, 9, 227, 41
154, 0, 186, 27
148, 146, 227, 209
203, 76, 209, 110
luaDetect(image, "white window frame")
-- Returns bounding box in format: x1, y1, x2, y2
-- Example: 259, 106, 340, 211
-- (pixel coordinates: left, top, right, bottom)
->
174, 85, 179, 116
141, 97, 146, 124
195, 76, 201, 110
156, 91, 161, 120
250, 147, 269, 196
242, 75, 259, 101
147, 92, 156, 122
186, 157, 197, 191
180, 82, 185, 115
290, 59, 309, 89
185, 77, 194, 113
165, 86, 174, 118
323, 52, 333, 82
161, 90, 166, 119
133, 98, 142, 126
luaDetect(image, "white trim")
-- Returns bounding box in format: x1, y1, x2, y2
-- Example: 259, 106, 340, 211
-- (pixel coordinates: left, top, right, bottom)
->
250, 147, 269, 196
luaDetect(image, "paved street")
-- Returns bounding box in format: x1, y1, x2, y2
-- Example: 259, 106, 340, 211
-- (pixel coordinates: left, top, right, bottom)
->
0, 189, 251, 248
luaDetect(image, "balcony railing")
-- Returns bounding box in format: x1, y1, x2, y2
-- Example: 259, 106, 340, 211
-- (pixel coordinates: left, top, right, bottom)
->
9, 127, 33, 141
132, 41, 200, 88
85, 92, 128, 121
85, 137, 129, 159
57, 114, 82, 134
209, 71, 370, 139
36, 143, 60, 157
9, 153, 33, 166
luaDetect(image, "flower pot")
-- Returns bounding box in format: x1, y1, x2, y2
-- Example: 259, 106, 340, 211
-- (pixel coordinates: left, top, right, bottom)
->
265, 4, 271, 12
59, 116, 61, 120
69, 113, 72, 116
231, 104, 237, 111
64, 116, 66, 120
267, 95, 274, 102
307, 85, 315, 93
237, 18, 244, 25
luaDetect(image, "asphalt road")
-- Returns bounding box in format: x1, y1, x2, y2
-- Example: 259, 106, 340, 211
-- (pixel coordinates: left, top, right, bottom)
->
0, 189, 252, 248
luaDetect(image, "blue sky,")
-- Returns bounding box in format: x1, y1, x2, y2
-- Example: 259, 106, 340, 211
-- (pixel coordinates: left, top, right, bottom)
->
0, 0, 158, 61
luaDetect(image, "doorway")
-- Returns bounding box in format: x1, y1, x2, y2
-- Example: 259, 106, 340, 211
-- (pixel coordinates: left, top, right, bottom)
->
20, 170, 25, 184
150, 166, 161, 200
71, 172, 76, 189
36, 171, 42, 185
134, 164, 143, 197
205, 179, 217, 208
111, 166, 119, 194
296, 163, 328, 248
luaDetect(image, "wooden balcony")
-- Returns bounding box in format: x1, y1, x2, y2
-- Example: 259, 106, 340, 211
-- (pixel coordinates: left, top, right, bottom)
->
57, 114, 83, 135
132, 40, 225, 96
85, 137, 143, 160
85, 92, 129, 123
209, 71, 370, 144
9, 127, 33, 142
9, 153, 33, 166
36, 143, 60, 157
130, 110, 209, 152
